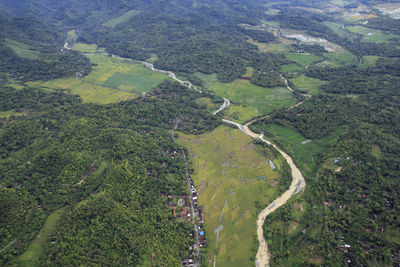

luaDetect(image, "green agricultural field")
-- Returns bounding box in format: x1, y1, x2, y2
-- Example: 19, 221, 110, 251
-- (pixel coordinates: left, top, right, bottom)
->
347, 26, 399, 43
5, 39, 41, 60
31, 51, 170, 103
209, 80, 297, 117
17, 207, 67, 266
42, 78, 135, 104
323, 51, 358, 67
322, 21, 353, 37
248, 39, 290, 53
72, 43, 106, 53
289, 74, 327, 95
284, 53, 324, 68
359, 56, 379, 68
86, 55, 169, 93
103, 10, 140, 27
280, 63, 304, 72
258, 124, 346, 177
177, 126, 286, 267
224, 104, 260, 123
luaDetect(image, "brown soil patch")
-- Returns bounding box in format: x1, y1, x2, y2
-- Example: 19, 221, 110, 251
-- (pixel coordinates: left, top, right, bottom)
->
294, 202, 304, 213
288, 221, 299, 234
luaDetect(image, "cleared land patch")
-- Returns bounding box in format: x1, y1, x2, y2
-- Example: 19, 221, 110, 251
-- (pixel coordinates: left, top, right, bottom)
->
5, 39, 41, 60
103, 10, 140, 27
289, 74, 327, 95
72, 43, 106, 53
177, 126, 286, 267
17, 207, 67, 266
347, 26, 399, 43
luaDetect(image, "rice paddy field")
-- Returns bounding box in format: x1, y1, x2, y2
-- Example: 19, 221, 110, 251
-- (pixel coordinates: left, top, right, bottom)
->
177, 126, 287, 267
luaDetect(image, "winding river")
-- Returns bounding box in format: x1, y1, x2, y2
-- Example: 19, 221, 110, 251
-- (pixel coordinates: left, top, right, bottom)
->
75, 45, 306, 267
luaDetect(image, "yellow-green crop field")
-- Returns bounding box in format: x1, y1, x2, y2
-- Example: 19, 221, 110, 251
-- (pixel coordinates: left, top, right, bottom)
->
32, 48, 171, 103
177, 126, 286, 267
41, 78, 135, 104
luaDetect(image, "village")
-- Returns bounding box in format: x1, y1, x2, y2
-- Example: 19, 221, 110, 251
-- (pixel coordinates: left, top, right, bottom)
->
161, 174, 205, 267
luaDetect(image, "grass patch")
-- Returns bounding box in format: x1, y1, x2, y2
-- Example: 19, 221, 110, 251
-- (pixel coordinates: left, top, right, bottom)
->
248, 39, 289, 52
209, 80, 297, 117
72, 43, 106, 53
281, 63, 304, 72
103, 69, 167, 94
195, 97, 220, 113
323, 51, 358, 67
86, 55, 169, 90
17, 207, 67, 266
5, 39, 41, 60
347, 26, 399, 43
0, 110, 26, 118
284, 53, 323, 67
289, 74, 327, 95
103, 10, 140, 27
260, 124, 346, 177
224, 104, 260, 123
322, 22, 352, 38
359, 56, 379, 68
194, 72, 219, 88
177, 125, 286, 266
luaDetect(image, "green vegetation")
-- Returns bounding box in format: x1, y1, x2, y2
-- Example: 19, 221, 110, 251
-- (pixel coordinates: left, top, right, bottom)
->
359, 56, 378, 68
103, 10, 140, 27
209, 80, 297, 116
252, 123, 345, 177
225, 104, 260, 123
323, 51, 358, 67
71, 43, 105, 53
17, 207, 67, 266
41, 78, 135, 104
177, 126, 290, 266
289, 74, 326, 95
86, 55, 169, 92
347, 25, 399, 43
0, 80, 220, 265
284, 53, 323, 68
5, 39, 41, 60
